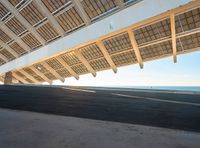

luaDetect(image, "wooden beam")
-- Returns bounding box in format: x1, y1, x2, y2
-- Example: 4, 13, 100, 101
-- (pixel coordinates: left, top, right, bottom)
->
12, 72, 29, 84
0, 76, 4, 83
74, 50, 96, 77
56, 57, 79, 80
20, 69, 40, 83
41, 62, 65, 82
97, 41, 117, 73
127, 29, 144, 69
72, 0, 91, 25
33, 0, 65, 36
1, 0, 46, 45
29, 66, 52, 83
170, 13, 177, 63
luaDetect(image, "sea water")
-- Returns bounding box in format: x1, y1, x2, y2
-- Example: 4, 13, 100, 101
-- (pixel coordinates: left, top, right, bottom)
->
118, 86, 200, 92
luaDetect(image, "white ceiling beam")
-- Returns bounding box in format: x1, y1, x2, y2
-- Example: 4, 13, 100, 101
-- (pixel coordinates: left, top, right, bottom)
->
1, 0, 46, 45
33, 0, 65, 36
41, 62, 65, 82
29, 66, 52, 84
97, 41, 117, 73
72, 0, 91, 25
170, 13, 177, 63
12, 72, 29, 84
56, 57, 79, 80
128, 29, 144, 69
74, 50, 96, 77
19, 69, 40, 83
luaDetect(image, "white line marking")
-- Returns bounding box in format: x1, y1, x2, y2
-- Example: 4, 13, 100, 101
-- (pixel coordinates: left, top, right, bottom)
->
62, 87, 96, 93
112, 93, 200, 107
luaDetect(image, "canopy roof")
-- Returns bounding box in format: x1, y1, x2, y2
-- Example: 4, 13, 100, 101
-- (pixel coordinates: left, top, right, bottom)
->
0, 0, 200, 83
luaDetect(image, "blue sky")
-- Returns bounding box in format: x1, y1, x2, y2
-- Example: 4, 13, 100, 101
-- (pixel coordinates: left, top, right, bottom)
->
1, 52, 199, 86
53, 51, 200, 86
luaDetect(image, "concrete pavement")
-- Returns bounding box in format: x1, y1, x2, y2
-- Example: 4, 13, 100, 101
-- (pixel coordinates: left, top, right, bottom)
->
0, 108, 200, 148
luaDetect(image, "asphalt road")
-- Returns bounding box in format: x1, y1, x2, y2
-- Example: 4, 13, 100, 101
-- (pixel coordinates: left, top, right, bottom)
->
0, 85, 200, 132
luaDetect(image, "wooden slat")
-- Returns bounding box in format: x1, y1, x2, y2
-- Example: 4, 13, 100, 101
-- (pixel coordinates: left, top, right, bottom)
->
33, 0, 65, 36
0, 40, 18, 58
53, 4, 74, 17
1, 0, 46, 45
56, 57, 79, 80
20, 69, 40, 83
97, 41, 117, 73
0, 52, 8, 62
41, 62, 65, 82
12, 72, 29, 84
117, 0, 125, 9
29, 66, 52, 83
74, 50, 96, 77
72, 0, 91, 25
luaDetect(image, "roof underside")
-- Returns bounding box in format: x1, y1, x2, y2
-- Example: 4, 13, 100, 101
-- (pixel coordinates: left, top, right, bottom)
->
0, 0, 200, 83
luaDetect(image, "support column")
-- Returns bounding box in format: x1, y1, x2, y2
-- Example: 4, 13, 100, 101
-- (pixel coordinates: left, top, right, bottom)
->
4, 71, 13, 85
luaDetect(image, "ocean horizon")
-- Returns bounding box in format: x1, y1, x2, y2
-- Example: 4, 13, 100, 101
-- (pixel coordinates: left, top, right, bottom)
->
107, 86, 200, 92
7, 84, 200, 92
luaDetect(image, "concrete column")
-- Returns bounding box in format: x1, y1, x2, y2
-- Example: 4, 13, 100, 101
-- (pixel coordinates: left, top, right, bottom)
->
4, 71, 13, 85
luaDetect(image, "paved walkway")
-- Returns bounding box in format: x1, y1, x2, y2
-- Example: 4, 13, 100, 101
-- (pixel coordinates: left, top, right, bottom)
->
0, 108, 200, 148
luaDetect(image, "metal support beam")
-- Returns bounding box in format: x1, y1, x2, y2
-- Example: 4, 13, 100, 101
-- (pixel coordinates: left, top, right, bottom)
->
33, 0, 65, 36
12, 73, 29, 84
41, 62, 65, 82
74, 50, 96, 77
72, 0, 91, 25
97, 41, 117, 73
20, 69, 40, 83
29, 66, 52, 83
170, 13, 177, 63
128, 30, 144, 69
1, 0, 46, 45
56, 57, 79, 80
